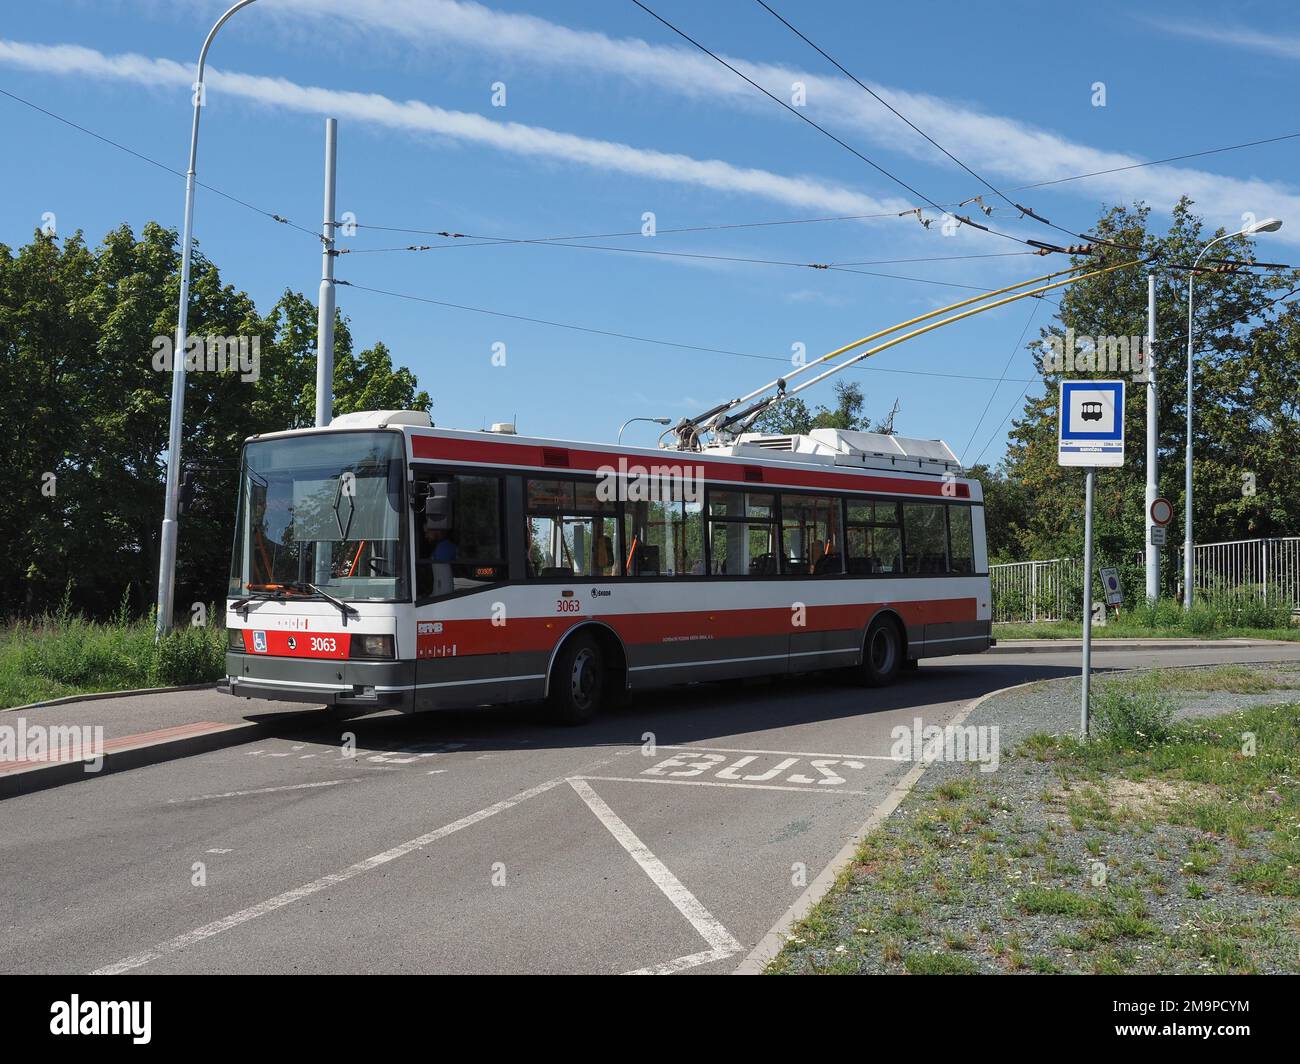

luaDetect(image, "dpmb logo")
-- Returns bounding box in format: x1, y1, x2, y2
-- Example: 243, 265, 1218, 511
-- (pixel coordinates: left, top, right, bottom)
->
1058, 380, 1125, 468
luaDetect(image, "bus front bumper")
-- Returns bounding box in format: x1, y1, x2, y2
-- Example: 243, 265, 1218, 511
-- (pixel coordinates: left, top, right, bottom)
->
220, 652, 415, 710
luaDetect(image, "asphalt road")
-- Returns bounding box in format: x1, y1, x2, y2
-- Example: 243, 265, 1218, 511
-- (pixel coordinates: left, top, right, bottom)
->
4, 643, 1300, 975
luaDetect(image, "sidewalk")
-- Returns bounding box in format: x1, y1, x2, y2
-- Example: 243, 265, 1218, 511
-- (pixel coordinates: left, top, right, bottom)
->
0, 686, 340, 798
989, 637, 1295, 654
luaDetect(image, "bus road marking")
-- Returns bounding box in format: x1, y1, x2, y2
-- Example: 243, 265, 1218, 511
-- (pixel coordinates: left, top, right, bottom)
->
635, 748, 893, 790
568, 779, 742, 975
574, 775, 872, 797
657, 744, 904, 762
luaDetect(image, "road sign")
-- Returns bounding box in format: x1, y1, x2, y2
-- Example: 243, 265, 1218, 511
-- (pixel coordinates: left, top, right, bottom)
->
1058, 380, 1125, 467
1150, 496, 1173, 526
1150, 525, 1167, 547
1100, 566, 1122, 606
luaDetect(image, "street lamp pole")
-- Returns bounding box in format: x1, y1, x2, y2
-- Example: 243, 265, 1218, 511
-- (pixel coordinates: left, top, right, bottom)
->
618, 416, 671, 445
155, 0, 260, 638
1182, 217, 1282, 610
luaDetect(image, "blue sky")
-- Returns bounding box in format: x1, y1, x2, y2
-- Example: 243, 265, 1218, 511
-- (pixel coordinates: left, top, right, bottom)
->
1, 0, 1296, 463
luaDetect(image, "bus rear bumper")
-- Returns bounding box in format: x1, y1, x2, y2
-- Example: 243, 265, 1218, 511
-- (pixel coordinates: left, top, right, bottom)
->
220, 653, 415, 710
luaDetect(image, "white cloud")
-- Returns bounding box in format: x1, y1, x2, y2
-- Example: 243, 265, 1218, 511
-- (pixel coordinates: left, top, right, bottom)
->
212, 0, 1300, 244
1142, 18, 1300, 61
0, 38, 910, 219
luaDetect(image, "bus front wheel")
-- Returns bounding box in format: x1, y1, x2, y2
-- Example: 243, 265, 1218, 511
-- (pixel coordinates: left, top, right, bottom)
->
547, 634, 604, 725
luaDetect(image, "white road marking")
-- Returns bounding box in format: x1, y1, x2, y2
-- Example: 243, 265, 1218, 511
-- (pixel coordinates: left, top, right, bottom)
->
168, 780, 361, 803
206, 849, 233, 855
93, 771, 585, 975
576, 775, 872, 796
656, 744, 905, 762
567, 779, 741, 975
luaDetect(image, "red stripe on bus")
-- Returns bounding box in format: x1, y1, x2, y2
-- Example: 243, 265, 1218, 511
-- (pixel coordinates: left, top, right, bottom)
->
415, 599, 976, 658
409, 435, 969, 498
241, 630, 351, 658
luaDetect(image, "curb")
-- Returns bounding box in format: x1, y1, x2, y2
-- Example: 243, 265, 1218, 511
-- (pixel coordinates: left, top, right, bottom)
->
0, 710, 323, 801
986, 639, 1293, 655
3, 682, 217, 714
731, 677, 1064, 976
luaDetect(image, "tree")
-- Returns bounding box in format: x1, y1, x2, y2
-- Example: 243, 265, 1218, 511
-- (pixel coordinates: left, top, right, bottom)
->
0, 223, 432, 620
750, 380, 873, 435
998, 199, 1299, 586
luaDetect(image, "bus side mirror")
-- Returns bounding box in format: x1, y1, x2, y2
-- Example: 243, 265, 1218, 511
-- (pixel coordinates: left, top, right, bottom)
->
422, 482, 452, 530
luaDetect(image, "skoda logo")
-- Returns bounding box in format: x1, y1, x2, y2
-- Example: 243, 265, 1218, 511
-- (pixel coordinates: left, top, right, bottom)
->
287, 637, 297, 650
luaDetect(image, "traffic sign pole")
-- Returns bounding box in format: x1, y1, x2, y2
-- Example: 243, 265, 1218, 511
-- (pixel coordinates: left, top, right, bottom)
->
1081, 466, 1096, 739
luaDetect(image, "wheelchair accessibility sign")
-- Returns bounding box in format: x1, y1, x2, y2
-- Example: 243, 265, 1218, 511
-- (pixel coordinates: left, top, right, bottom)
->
1058, 380, 1125, 467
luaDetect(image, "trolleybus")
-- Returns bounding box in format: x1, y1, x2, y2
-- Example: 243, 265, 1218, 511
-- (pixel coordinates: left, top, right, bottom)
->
221, 410, 991, 723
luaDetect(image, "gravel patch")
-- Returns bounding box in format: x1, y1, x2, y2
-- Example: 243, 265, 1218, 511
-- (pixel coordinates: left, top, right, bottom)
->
770, 663, 1300, 975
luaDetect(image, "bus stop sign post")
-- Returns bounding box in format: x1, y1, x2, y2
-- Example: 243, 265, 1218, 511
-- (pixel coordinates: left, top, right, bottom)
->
1058, 380, 1126, 739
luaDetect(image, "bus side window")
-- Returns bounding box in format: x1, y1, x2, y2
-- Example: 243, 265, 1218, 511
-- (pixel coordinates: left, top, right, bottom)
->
903, 502, 948, 575
948, 505, 975, 574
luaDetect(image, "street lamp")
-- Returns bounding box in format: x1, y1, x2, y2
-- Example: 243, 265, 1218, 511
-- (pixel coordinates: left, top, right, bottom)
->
618, 416, 671, 445
1182, 216, 1282, 610
155, 0, 260, 638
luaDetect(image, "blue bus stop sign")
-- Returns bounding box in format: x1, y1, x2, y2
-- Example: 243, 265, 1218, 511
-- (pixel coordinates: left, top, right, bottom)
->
1058, 379, 1125, 467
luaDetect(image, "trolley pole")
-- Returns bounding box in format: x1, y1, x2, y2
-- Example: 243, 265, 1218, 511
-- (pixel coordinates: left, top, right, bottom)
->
1081, 466, 1096, 739
1144, 272, 1159, 603
315, 117, 338, 428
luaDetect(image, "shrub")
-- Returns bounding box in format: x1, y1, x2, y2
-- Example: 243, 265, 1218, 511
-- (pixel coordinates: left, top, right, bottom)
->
1092, 685, 1176, 748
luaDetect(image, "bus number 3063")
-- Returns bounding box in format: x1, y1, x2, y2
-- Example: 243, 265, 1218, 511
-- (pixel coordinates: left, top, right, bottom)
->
310, 637, 338, 653
555, 599, 583, 613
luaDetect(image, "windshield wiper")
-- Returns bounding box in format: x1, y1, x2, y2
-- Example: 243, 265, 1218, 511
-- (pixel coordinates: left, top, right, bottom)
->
283, 581, 361, 622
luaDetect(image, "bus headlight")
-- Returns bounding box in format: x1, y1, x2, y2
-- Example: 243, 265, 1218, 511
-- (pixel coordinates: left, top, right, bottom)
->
227, 628, 244, 651
351, 634, 395, 659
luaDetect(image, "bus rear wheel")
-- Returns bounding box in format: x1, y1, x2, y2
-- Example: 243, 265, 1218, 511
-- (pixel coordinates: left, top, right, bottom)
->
547, 634, 604, 725
855, 616, 902, 688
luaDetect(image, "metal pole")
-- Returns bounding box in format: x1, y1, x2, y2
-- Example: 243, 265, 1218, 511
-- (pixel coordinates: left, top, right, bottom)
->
155, 0, 260, 639
1183, 264, 1196, 611
316, 117, 337, 428
1145, 272, 1159, 603
1081, 467, 1096, 739
618, 416, 670, 445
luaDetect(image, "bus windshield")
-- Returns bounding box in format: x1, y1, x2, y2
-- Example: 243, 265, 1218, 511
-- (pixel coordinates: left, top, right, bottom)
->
228, 430, 409, 602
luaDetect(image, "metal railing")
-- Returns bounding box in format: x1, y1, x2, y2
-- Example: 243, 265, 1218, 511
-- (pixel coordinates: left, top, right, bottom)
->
992, 537, 1300, 623
990, 557, 1082, 623
1182, 537, 1300, 610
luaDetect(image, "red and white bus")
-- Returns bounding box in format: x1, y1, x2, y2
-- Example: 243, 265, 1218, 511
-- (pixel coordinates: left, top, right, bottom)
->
221, 410, 991, 723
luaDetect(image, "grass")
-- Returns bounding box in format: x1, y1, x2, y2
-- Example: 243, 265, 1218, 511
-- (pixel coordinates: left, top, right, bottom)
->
0, 602, 226, 708
996, 619, 1300, 642
769, 700, 1300, 975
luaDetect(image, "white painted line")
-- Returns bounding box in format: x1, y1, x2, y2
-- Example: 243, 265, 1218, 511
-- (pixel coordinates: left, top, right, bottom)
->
732, 677, 1045, 975
627, 946, 736, 976
94, 770, 587, 975
575, 775, 872, 797
168, 779, 361, 804
657, 744, 906, 763
568, 779, 741, 974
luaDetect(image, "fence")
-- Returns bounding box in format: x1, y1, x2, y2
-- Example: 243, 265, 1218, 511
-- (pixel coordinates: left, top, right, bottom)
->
991, 536, 1300, 623
1183, 537, 1300, 611
990, 558, 1082, 623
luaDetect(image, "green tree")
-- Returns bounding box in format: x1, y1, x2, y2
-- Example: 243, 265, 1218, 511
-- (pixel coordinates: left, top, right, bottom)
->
0, 223, 432, 620
999, 199, 1299, 588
